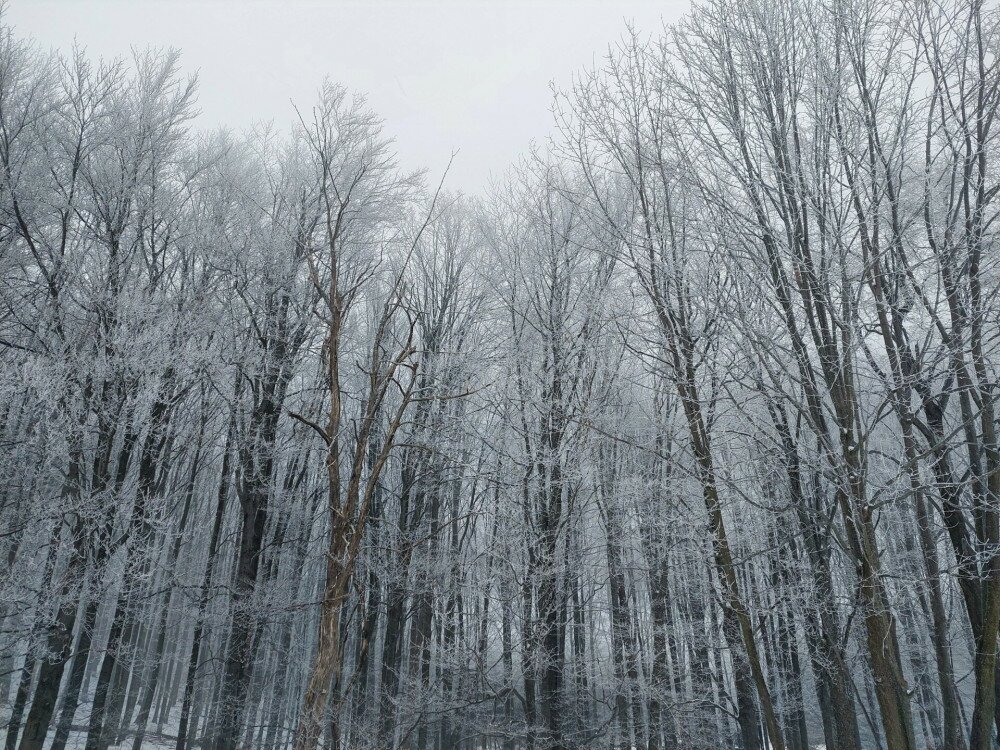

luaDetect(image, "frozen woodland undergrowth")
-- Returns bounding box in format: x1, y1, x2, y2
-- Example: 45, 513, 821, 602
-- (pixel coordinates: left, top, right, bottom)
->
2, 0, 1000, 748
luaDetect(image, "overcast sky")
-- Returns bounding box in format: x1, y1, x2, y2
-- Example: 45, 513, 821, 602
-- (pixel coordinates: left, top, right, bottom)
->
6, 0, 690, 192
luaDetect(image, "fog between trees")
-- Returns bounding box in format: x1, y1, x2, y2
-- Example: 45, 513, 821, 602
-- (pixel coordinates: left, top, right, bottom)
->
1, 1, 999, 749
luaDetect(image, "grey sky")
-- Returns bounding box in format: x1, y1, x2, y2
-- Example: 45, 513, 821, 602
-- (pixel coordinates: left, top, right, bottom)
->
6, 0, 690, 192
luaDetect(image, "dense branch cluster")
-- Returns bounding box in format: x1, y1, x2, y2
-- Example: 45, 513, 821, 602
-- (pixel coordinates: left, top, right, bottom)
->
1, 0, 1000, 749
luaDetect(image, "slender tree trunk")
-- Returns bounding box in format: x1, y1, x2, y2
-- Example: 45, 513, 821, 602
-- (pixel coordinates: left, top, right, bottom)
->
177, 407, 236, 750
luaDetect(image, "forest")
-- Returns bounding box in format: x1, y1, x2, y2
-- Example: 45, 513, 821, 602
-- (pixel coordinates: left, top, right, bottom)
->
1, 0, 999, 748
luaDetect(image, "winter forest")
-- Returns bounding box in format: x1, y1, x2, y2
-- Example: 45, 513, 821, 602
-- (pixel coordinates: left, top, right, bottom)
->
1, 0, 999, 748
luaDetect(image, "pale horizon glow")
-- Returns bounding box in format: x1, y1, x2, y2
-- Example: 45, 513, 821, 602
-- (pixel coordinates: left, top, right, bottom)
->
7, 0, 691, 193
